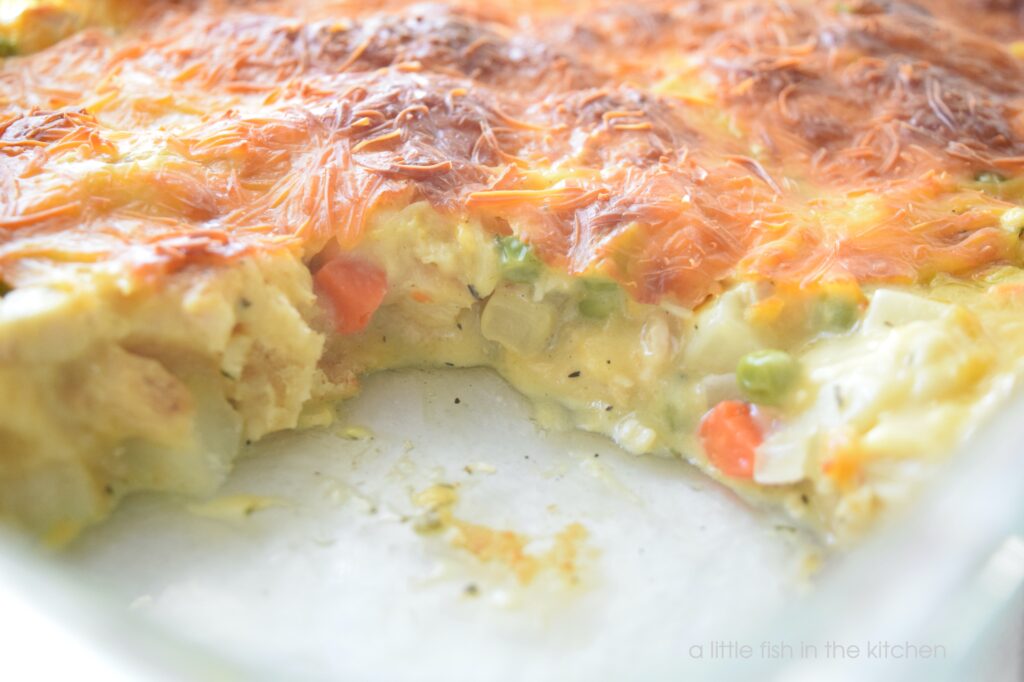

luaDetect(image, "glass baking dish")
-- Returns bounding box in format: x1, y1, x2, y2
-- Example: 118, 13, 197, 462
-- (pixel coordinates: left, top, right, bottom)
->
0, 367, 1020, 681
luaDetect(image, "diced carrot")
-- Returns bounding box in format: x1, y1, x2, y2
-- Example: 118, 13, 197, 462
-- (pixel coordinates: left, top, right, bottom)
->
698, 400, 762, 479
313, 256, 388, 334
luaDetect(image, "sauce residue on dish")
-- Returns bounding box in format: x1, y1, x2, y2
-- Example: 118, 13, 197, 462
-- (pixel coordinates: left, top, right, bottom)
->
413, 483, 588, 586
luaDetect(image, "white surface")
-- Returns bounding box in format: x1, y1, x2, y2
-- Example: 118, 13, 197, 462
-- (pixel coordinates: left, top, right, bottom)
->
62, 368, 815, 681
0, 576, 137, 682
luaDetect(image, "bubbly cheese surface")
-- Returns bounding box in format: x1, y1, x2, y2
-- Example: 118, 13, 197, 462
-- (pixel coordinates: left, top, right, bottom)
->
3, 1, 1024, 297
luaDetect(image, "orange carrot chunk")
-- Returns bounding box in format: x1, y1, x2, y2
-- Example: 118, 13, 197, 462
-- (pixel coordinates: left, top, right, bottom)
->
313, 256, 388, 335
698, 400, 762, 479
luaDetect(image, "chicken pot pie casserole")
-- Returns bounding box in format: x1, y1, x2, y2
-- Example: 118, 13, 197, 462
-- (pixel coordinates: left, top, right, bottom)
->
3, 0, 1024, 545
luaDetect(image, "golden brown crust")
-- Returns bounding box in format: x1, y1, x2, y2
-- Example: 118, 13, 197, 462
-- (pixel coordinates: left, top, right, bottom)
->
1, 0, 1024, 305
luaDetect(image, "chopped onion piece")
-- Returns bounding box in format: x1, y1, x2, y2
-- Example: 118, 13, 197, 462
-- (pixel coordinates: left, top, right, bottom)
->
754, 429, 809, 485
480, 285, 556, 356
862, 289, 949, 332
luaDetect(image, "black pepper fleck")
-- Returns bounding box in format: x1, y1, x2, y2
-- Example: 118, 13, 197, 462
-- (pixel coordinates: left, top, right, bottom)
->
605, 405, 613, 412
467, 284, 481, 300
568, 370, 581, 378
454, 397, 461, 404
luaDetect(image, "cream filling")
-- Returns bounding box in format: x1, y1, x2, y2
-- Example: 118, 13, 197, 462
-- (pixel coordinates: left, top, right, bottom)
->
1, 202, 1022, 545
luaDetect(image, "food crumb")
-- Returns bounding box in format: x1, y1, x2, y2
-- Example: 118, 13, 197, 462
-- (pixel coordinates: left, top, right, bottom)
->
187, 495, 284, 521
335, 425, 374, 441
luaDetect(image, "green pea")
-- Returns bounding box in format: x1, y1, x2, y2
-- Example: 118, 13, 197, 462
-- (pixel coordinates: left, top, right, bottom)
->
578, 279, 623, 319
497, 235, 542, 283
737, 349, 799, 405
813, 296, 859, 332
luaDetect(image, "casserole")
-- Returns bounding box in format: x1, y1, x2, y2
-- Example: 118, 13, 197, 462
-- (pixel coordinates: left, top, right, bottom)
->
2, 0, 1024, 546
